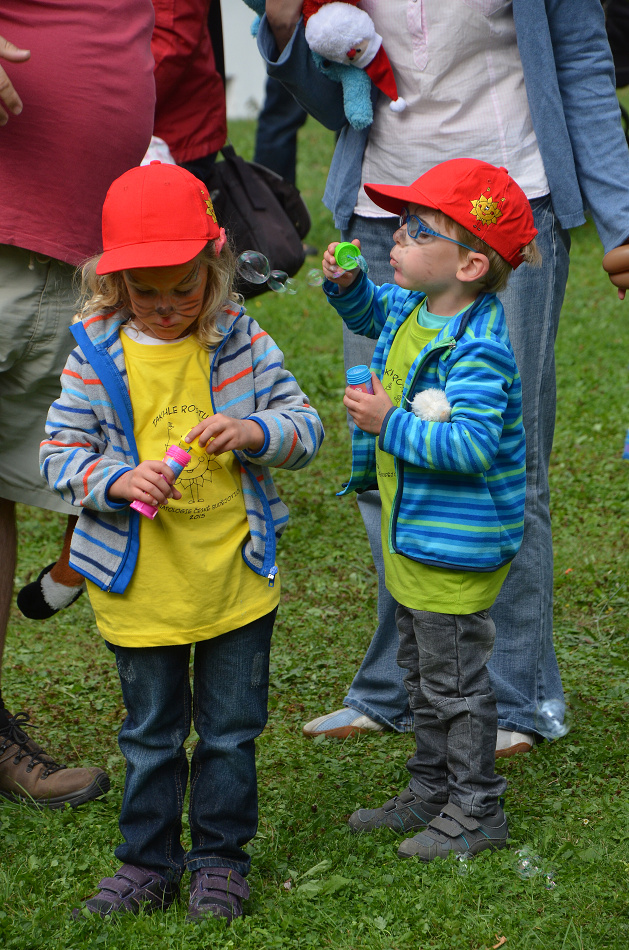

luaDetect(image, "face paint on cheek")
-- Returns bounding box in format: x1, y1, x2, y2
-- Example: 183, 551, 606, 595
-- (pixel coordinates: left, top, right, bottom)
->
127, 271, 207, 318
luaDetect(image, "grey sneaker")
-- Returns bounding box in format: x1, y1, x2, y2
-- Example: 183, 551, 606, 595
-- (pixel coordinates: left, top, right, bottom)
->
348, 787, 444, 834
397, 801, 508, 861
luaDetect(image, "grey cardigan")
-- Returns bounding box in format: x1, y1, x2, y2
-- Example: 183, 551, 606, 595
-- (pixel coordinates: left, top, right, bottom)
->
40, 304, 324, 594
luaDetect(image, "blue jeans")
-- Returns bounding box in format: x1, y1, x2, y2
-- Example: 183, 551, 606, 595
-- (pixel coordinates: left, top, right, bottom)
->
341, 196, 571, 737
111, 610, 276, 880
397, 606, 506, 818
253, 76, 308, 185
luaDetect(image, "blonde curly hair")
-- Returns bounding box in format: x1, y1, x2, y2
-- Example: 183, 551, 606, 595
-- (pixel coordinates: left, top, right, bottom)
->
76, 240, 242, 349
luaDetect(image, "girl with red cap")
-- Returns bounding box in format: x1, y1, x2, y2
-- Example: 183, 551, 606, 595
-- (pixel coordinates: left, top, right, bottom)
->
40, 161, 323, 923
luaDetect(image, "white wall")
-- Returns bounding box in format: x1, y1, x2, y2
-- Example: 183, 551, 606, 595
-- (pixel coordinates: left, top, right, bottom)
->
222, 4, 267, 120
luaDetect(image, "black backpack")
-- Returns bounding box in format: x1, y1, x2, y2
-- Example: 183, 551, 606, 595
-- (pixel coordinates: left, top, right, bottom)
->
201, 145, 311, 298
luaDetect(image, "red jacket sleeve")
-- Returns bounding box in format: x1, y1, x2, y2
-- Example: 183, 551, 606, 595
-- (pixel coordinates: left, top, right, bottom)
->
151, 0, 227, 163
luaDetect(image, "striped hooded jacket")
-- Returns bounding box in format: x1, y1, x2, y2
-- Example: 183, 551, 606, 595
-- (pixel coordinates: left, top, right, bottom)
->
40, 304, 324, 594
327, 275, 526, 573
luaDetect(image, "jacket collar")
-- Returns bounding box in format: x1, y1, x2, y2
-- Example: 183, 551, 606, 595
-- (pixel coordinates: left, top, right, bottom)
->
73, 299, 246, 350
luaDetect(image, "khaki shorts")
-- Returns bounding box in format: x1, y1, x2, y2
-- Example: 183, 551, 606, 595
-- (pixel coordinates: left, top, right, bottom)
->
0, 244, 78, 513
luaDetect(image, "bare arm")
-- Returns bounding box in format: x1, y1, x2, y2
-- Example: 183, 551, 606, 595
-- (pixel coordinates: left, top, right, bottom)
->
0, 35, 31, 126
264, 0, 302, 52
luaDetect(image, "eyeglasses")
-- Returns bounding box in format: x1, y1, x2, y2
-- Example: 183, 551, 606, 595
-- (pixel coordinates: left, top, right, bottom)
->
398, 208, 477, 253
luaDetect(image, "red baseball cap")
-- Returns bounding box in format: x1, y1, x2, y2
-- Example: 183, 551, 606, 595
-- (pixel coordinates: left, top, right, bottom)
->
364, 158, 537, 268
96, 161, 221, 274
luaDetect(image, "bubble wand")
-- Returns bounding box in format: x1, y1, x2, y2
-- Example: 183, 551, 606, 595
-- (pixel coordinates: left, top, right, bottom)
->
130, 445, 191, 520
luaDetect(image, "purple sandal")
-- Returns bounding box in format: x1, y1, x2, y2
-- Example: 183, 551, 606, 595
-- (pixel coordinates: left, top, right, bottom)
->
73, 863, 179, 918
187, 867, 249, 923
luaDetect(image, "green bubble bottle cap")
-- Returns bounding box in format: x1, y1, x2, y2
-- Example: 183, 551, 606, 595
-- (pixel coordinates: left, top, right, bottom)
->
334, 242, 362, 270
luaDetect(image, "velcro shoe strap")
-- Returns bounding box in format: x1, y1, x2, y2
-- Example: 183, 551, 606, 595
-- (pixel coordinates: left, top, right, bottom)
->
430, 802, 480, 838
428, 815, 466, 837
388, 789, 415, 809
97, 865, 158, 899
117, 864, 157, 888
202, 870, 250, 900
97, 877, 135, 899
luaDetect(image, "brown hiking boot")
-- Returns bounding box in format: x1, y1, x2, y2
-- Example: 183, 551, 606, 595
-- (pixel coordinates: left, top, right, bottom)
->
0, 713, 110, 808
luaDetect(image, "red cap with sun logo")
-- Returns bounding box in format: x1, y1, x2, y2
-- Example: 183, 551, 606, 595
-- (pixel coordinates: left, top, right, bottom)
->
96, 161, 222, 274
364, 158, 537, 268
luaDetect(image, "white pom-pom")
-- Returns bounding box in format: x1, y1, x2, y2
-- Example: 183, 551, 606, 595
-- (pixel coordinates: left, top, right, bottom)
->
411, 388, 451, 422
389, 97, 407, 113
305, 4, 375, 61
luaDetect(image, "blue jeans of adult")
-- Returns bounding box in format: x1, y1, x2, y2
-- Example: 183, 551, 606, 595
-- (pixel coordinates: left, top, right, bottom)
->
397, 606, 506, 818
253, 76, 308, 185
340, 195, 571, 737
111, 610, 276, 881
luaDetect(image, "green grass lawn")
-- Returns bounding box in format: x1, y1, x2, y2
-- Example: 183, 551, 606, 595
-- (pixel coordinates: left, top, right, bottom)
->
1, 118, 628, 950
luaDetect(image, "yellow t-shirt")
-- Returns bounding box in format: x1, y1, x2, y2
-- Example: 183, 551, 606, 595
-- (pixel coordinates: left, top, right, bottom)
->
376, 305, 509, 614
87, 330, 279, 646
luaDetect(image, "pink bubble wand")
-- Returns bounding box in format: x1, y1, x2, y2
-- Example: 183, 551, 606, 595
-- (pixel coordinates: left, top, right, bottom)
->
130, 444, 191, 520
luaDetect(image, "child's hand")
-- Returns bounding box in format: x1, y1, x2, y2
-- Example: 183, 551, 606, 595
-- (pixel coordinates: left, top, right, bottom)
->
184, 414, 265, 456
108, 460, 183, 507
322, 239, 361, 291
343, 373, 394, 435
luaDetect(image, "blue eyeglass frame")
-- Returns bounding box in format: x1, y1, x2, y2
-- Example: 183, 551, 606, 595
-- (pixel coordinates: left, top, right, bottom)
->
399, 207, 477, 254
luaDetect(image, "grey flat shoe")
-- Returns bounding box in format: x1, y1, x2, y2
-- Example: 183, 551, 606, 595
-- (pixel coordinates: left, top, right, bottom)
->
397, 802, 508, 861
349, 787, 443, 834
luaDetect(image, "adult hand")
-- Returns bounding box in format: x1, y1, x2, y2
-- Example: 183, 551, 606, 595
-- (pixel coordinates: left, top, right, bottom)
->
322, 239, 362, 291
184, 414, 265, 456
108, 461, 182, 507
0, 35, 31, 126
343, 374, 394, 436
602, 243, 629, 300
265, 0, 302, 53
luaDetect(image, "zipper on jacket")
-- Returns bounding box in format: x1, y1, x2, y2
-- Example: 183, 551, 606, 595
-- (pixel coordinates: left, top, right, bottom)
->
267, 566, 279, 587
211, 309, 279, 581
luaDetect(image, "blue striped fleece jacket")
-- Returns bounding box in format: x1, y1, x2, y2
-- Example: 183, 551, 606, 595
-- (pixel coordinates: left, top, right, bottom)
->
40, 304, 324, 594
326, 275, 526, 572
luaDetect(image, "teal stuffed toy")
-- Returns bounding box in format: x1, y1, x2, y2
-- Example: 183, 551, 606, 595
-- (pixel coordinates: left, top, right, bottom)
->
242, 1, 405, 131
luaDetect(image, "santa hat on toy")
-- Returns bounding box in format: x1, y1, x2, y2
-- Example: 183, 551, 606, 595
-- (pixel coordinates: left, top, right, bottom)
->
303, 1, 407, 113
362, 45, 406, 112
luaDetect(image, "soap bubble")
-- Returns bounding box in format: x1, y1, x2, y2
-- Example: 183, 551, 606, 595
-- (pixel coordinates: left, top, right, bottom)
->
307, 268, 325, 286
514, 846, 541, 880
237, 250, 270, 284
455, 851, 474, 875
514, 848, 556, 888
534, 698, 570, 740
268, 269, 289, 293
234, 250, 299, 296
356, 254, 369, 274
267, 272, 298, 295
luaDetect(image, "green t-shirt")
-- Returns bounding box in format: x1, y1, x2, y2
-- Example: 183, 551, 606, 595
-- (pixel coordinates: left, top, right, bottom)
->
376, 301, 509, 613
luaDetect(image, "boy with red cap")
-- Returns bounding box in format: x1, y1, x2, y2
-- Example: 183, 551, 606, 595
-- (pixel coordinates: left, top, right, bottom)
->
321, 157, 539, 861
